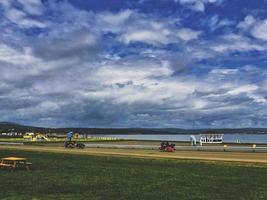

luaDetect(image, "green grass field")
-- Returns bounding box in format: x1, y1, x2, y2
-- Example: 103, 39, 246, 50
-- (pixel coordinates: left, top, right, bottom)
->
0, 150, 266, 200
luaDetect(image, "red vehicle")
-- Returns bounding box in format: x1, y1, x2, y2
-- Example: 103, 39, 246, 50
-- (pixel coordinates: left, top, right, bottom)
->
159, 142, 176, 152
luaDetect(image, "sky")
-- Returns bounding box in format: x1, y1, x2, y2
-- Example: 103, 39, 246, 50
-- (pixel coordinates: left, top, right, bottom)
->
0, 0, 267, 128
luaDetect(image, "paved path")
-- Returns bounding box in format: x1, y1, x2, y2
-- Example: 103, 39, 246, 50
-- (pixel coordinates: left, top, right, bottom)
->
1, 145, 267, 165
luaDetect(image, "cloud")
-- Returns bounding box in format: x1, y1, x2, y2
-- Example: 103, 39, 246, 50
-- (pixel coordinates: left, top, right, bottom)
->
237, 15, 256, 30
121, 30, 171, 45
17, 0, 44, 16
97, 10, 182, 45
210, 34, 266, 53
238, 15, 267, 41
0, 1, 267, 128
207, 15, 235, 32
94, 9, 201, 46
176, 28, 201, 41
0, 0, 46, 29
251, 20, 267, 41
32, 29, 99, 61
114, 12, 200, 45
175, 0, 223, 12
97, 9, 133, 27
2, 40, 267, 128
5, 8, 46, 28
226, 84, 258, 95
210, 68, 238, 75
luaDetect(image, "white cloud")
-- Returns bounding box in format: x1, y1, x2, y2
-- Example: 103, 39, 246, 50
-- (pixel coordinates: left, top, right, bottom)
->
88, 70, 195, 105
94, 61, 173, 85
178, 0, 205, 12
96, 10, 133, 34
238, 16, 267, 41
104, 12, 169, 45
0, 44, 38, 65
98, 9, 132, 26
18, 0, 44, 16
251, 20, 267, 41
210, 68, 238, 75
227, 85, 258, 95
175, 0, 223, 12
210, 34, 265, 53
1, 0, 46, 28
249, 94, 267, 103
208, 15, 234, 31
237, 15, 256, 30
176, 28, 201, 41
121, 29, 171, 45
119, 19, 200, 45
95, 10, 200, 45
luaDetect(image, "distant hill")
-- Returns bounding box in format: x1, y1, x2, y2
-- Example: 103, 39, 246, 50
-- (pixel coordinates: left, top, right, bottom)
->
0, 122, 47, 133
0, 122, 267, 135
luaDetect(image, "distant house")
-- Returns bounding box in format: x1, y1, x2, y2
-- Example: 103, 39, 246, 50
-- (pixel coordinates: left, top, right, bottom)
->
23, 132, 35, 141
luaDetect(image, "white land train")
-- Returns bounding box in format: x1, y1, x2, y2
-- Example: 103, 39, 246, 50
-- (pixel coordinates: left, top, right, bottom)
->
199, 134, 223, 146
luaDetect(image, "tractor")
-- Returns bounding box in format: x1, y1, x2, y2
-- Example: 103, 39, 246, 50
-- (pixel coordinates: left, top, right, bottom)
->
159, 141, 176, 152
64, 141, 85, 149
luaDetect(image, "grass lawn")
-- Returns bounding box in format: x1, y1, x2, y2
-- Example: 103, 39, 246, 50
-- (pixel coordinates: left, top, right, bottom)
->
0, 150, 266, 200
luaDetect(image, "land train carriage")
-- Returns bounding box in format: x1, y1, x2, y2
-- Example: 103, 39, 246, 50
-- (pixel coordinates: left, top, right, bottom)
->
200, 134, 223, 145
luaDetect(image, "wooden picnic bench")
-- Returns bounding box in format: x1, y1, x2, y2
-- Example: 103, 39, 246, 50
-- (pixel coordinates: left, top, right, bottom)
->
0, 157, 32, 171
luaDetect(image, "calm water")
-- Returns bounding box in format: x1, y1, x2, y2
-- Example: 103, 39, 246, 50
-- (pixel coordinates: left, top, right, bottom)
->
93, 134, 267, 144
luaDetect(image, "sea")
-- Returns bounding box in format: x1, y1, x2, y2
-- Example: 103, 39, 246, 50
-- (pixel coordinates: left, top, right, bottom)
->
92, 134, 267, 144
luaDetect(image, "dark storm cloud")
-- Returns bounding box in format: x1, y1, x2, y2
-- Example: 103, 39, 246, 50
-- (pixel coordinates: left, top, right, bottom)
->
32, 29, 100, 61
0, 97, 39, 110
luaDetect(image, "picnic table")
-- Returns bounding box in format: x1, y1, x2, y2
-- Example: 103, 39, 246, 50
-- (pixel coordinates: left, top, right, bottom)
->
0, 157, 32, 171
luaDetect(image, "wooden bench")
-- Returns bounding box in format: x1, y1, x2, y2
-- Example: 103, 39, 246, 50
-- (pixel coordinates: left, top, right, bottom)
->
0, 163, 13, 169
0, 157, 32, 171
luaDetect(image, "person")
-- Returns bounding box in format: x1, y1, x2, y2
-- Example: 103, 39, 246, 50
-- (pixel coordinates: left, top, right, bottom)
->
160, 142, 164, 150
166, 141, 169, 147
160, 141, 168, 151
66, 131, 74, 142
